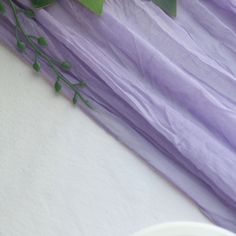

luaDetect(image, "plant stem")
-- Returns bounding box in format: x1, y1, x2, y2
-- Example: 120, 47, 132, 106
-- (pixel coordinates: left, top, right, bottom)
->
7, 0, 89, 106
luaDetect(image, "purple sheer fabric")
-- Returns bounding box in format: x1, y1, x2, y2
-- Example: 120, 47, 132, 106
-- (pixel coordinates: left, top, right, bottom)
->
1, 0, 236, 231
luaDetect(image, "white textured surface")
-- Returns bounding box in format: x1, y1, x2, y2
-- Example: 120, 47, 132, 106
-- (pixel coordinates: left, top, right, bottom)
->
0, 44, 209, 236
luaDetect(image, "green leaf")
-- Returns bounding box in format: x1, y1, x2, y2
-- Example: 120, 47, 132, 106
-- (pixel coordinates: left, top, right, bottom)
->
33, 62, 40, 72
61, 61, 71, 71
31, 0, 55, 8
54, 80, 62, 92
17, 41, 26, 52
24, 9, 36, 18
79, 0, 104, 15
78, 81, 87, 88
152, 0, 177, 17
0, 2, 5, 14
37, 37, 48, 46
73, 93, 78, 105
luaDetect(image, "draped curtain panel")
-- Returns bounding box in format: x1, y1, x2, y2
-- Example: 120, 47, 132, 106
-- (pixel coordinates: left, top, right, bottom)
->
1, 0, 236, 232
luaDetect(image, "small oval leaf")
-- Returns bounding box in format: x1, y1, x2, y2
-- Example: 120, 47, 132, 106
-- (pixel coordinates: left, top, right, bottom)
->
79, 81, 87, 88
17, 41, 26, 53
73, 93, 78, 105
33, 62, 40, 72
61, 61, 71, 71
54, 80, 62, 92
37, 37, 48, 46
24, 9, 35, 18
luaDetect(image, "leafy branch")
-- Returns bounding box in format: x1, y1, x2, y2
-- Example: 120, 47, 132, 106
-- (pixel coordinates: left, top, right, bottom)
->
30, 0, 177, 17
0, 0, 91, 107
0, 0, 177, 106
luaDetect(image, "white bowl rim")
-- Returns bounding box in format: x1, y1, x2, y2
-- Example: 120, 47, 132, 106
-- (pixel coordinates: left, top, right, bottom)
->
132, 222, 236, 236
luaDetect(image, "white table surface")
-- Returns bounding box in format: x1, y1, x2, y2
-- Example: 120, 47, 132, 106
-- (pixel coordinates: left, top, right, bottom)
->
0, 43, 209, 236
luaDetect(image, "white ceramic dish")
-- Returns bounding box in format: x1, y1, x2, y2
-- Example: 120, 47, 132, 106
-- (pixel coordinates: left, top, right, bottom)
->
132, 222, 236, 236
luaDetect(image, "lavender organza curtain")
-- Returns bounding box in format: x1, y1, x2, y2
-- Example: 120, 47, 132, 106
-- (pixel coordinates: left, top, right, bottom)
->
1, 0, 236, 232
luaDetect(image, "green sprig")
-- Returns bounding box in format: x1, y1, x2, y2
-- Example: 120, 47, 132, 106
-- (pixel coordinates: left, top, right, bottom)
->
3, 0, 90, 107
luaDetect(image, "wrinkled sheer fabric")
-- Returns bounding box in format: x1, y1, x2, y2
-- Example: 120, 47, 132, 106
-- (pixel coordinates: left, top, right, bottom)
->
1, 0, 236, 231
